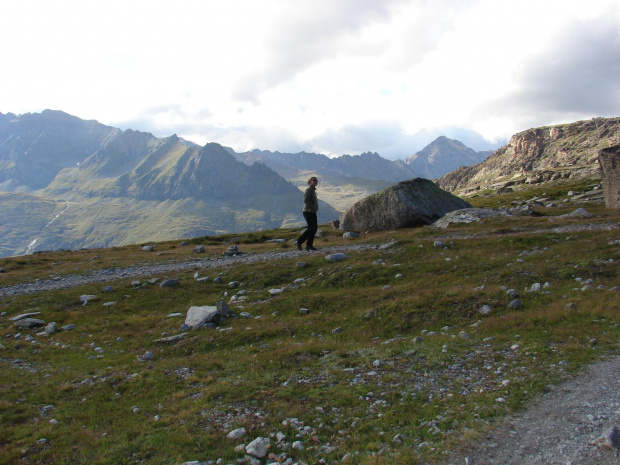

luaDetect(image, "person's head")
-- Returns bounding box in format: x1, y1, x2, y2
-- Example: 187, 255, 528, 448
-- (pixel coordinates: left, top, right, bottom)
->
308, 177, 318, 185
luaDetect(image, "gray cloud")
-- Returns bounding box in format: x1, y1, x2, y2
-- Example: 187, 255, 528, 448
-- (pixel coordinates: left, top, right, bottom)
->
306, 120, 501, 159
231, 0, 408, 103
482, 15, 620, 128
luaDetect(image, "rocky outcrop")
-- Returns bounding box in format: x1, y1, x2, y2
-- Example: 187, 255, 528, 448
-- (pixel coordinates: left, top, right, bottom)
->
339, 178, 472, 231
436, 117, 620, 194
599, 145, 620, 208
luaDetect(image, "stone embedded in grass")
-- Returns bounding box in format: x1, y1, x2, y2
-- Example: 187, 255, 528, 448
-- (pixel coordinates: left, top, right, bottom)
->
14, 318, 45, 329
153, 333, 187, 344
45, 322, 57, 334
245, 437, 270, 458
142, 245, 155, 252
434, 240, 448, 248
325, 253, 348, 263
160, 279, 179, 288
227, 427, 247, 440
478, 305, 492, 316
528, 283, 542, 292
9, 312, 42, 321
193, 245, 206, 253
508, 299, 523, 309
300, 308, 309, 315
343, 231, 359, 239
80, 295, 97, 305
507, 289, 520, 298
185, 306, 221, 329
218, 300, 232, 317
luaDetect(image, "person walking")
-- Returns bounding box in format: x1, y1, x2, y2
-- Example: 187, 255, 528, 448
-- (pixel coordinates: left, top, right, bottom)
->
295, 177, 319, 251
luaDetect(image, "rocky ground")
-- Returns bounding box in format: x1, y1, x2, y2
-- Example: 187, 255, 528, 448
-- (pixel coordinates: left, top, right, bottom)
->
2, 225, 619, 465
441, 355, 620, 465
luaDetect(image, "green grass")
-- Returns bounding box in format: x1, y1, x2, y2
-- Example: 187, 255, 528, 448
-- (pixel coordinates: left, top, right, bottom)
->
1, 181, 619, 465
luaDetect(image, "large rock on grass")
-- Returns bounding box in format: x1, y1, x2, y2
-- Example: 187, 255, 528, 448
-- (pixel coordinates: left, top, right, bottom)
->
339, 178, 472, 231
599, 145, 620, 208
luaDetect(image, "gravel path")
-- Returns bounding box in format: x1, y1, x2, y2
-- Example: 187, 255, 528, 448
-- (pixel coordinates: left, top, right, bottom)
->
442, 355, 620, 465
0, 244, 376, 298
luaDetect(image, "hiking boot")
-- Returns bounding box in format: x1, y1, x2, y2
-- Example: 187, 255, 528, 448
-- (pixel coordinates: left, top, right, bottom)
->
294, 241, 302, 251
306, 246, 317, 251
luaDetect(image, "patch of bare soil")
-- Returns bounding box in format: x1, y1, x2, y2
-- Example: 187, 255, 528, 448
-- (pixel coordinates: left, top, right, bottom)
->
441, 355, 620, 465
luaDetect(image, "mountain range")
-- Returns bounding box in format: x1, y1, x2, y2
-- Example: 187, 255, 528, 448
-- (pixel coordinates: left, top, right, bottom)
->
0, 110, 490, 257
2, 109, 616, 258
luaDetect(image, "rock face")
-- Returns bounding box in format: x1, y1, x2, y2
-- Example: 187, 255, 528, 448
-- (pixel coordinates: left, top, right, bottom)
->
436, 117, 620, 194
339, 178, 472, 231
599, 145, 620, 208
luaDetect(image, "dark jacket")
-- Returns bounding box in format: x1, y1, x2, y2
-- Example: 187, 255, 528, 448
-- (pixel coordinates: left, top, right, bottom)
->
303, 185, 319, 213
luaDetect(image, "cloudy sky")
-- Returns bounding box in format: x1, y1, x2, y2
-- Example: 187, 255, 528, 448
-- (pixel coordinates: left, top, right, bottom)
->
2, 0, 619, 159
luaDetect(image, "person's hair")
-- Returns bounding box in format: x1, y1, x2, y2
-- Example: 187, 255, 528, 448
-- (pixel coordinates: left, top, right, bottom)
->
308, 177, 317, 185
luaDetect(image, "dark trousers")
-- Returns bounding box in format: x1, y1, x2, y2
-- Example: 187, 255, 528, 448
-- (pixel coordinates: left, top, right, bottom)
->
297, 212, 318, 248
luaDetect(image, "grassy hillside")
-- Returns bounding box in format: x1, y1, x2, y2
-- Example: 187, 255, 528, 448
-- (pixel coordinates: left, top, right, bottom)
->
0, 179, 619, 465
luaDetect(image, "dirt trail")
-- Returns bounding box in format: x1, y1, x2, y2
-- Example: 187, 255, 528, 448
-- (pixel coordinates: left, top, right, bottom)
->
442, 355, 620, 465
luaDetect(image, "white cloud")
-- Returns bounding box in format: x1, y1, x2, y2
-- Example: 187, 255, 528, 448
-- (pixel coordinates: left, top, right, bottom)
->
1, 0, 618, 158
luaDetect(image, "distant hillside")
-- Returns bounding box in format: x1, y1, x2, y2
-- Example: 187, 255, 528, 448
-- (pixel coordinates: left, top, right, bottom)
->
0, 110, 338, 257
436, 117, 620, 195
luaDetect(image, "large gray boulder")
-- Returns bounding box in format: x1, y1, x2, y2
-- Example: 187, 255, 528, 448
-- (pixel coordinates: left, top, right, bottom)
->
599, 145, 620, 208
339, 178, 472, 231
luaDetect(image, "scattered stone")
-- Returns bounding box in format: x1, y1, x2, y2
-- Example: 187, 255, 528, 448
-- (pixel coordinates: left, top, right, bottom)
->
179, 241, 190, 247
102, 286, 114, 293
228, 281, 239, 289
434, 240, 448, 248
227, 427, 247, 440
142, 351, 155, 361
185, 306, 220, 329
153, 333, 187, 344
213, 277, 223, 284
528, 283, 542, 292
560, 208, 594, 218
223, 246, 245, 256
343, 231, 359, 239
14, 318, 45, 329
80, 295, 97, 305
507, 289, 520, 298
245, 437, 270, 458
265, 239, 286, 243
378, 240, 398, 250
160, 279, 179, 288
193, 245, 206, 254
300, 308, 310, 315
218, 300, 232, 317
45, 322, 57, 334
325, 253, 348, 263
478, 305, 492, 316
508, 300, 523, 309
9, 312, 42, 321
296, 261, 308, 268
62, 324, 76, 331
590, 426, 620, 452
332, 327, 343, 333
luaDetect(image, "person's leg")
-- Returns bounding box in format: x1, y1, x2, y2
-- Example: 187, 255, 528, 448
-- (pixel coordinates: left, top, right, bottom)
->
304, 212, 318, 250
296, 212, 313, 249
